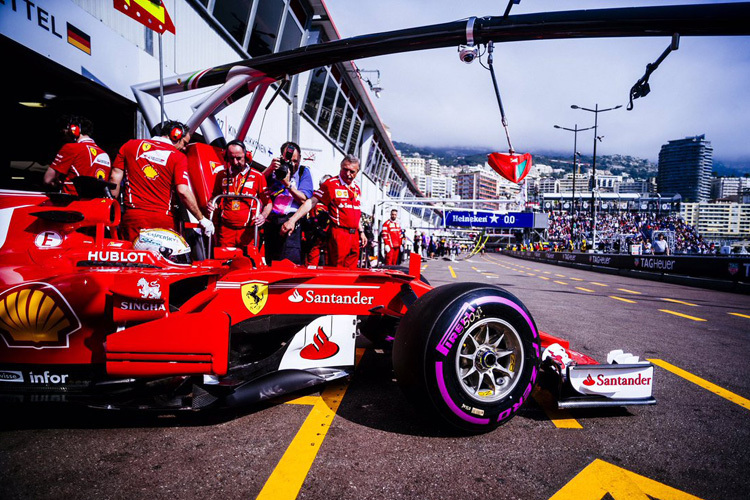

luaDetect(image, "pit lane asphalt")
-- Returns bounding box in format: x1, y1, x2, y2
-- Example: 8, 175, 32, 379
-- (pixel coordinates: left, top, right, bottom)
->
2, 253, 749, 500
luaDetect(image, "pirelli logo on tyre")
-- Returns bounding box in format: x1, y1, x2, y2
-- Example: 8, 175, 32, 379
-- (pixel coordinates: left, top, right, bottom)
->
0, 283, 81, 349
436, 302, 484, 356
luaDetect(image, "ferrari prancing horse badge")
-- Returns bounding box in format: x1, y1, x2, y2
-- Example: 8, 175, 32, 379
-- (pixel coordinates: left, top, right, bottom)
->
241, 282, 268, 315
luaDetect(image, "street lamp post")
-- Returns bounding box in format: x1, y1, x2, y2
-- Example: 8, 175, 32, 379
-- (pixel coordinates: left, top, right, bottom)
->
570, 103, 622, 251
554, 123, 595, 243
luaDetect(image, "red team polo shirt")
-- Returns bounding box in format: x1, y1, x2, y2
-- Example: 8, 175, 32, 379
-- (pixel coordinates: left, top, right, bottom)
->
381, 219, 403, 247
113, 137, 189, 215
51, 138, 111, 195
212, 165, 268, 228
314, 175, 362, 229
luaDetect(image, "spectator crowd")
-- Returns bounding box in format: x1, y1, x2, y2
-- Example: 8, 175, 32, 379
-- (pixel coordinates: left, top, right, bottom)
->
546, 211, 716, 255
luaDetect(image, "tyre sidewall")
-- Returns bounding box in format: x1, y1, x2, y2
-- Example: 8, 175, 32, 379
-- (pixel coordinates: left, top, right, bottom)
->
422, 286, 540, 431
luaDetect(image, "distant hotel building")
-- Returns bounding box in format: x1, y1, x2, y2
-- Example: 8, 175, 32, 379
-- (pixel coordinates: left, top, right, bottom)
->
619, 178, 657, 195
681, 202, 750, 238
711, 177, 750, 201
657, 135, 713, 202
401, 155, 427, 178
415, 175, 454, 199
456, 168, 499, 210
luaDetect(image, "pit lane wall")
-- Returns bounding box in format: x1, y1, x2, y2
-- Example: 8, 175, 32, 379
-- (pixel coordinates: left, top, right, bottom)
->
503, 251, 750, 292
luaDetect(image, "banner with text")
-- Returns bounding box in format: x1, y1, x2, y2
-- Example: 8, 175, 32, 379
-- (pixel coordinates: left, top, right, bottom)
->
445, 211, 536, 228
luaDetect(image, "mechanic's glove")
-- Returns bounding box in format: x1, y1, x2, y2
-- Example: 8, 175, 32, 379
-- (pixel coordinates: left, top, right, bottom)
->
384, 245, 391, 254
198, 217, 215, 237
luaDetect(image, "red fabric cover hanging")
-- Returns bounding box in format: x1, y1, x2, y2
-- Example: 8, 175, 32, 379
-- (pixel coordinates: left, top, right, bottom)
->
487, 152, 533, 184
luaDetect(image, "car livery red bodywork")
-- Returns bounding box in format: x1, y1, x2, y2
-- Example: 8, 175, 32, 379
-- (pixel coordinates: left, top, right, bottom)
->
23, 1, 750, 429
0, 167, 654, 432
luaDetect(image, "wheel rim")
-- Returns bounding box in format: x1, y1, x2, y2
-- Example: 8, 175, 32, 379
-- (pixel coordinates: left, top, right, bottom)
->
454, 317, 525, 403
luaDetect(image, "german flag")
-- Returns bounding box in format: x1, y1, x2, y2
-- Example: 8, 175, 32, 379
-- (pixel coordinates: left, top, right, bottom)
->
67, 23, 91, 55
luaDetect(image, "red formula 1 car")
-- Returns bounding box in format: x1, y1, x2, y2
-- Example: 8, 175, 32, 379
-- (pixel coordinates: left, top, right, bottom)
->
0, 176, 654, 433
15, 3, 745, 431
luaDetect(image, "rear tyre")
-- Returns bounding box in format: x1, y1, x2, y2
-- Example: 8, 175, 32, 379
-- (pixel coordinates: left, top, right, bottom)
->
393, 282, 540, 433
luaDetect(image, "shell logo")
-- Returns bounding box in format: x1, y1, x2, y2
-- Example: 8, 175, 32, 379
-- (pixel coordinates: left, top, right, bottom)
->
142, 165, 159, 180
95, 169, 106, 180
0, 283, 81, 349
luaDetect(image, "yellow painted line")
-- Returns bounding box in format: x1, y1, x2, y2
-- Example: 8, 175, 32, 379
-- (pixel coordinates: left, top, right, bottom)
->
543, 271, 551, 275
569, 277, 583, 281
555, 274, 566, 278
527, 272, 536, 276
449, 266, 457, 279
576, 287, 595, 293
617, 288, 642, 295
609, 295, 637, 304
421, 264, 428, 270
551, 458, 707, 500
533, 269, 542, 272
284, 395, 320, 406
554, 280, 568, 285
590, 282, 608, 287
661, 298, 698, 307
659, 309, 707, 322
729, 312, 750, 319
540, 276, 550, 280
257, 349, 365, 500
532, 388, 583, 429
649, 358, 750, 411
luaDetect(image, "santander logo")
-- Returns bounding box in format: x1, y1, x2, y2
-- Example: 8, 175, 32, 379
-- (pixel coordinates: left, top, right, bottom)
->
300, 327, 339, 360
286, 288, 375, 305
288, 289, 303, 303
584, 373, 652, 387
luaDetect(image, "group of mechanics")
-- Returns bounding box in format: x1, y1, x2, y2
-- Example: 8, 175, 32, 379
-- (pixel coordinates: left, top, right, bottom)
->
44, 116, 404, 269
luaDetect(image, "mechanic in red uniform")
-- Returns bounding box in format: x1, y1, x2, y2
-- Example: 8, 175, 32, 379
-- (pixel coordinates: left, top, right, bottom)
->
281, 155, 367, 268
303, 174, 331, 266
381, 209, 403, 266
108, 121, 214, 241
44, 116, 111, 195
207, 140, 272, 250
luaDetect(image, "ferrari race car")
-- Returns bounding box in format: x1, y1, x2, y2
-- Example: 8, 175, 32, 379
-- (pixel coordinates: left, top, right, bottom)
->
0, 178, 654, 433
11, 2, 736, 432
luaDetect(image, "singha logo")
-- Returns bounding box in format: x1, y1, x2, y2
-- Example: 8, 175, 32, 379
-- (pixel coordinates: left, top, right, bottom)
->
137, 278, 162, 299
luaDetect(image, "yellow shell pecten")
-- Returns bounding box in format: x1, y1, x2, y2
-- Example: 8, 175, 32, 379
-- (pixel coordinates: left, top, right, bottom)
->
142, 165, 159, 179
0, 286, 74, 345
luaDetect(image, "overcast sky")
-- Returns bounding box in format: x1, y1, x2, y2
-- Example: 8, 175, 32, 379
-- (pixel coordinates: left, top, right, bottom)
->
323, 0, 750, 163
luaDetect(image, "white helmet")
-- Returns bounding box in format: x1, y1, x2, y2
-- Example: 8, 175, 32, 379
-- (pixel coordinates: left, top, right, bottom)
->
133, 228, 191, 264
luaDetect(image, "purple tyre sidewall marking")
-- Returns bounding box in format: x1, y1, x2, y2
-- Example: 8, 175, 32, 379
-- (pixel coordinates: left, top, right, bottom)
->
473, 296, 539, 341
435, 361, 491, 425
433, 295, 540, 425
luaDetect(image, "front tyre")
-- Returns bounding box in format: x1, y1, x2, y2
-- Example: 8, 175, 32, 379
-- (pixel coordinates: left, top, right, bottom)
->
393, 283, 540, 433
